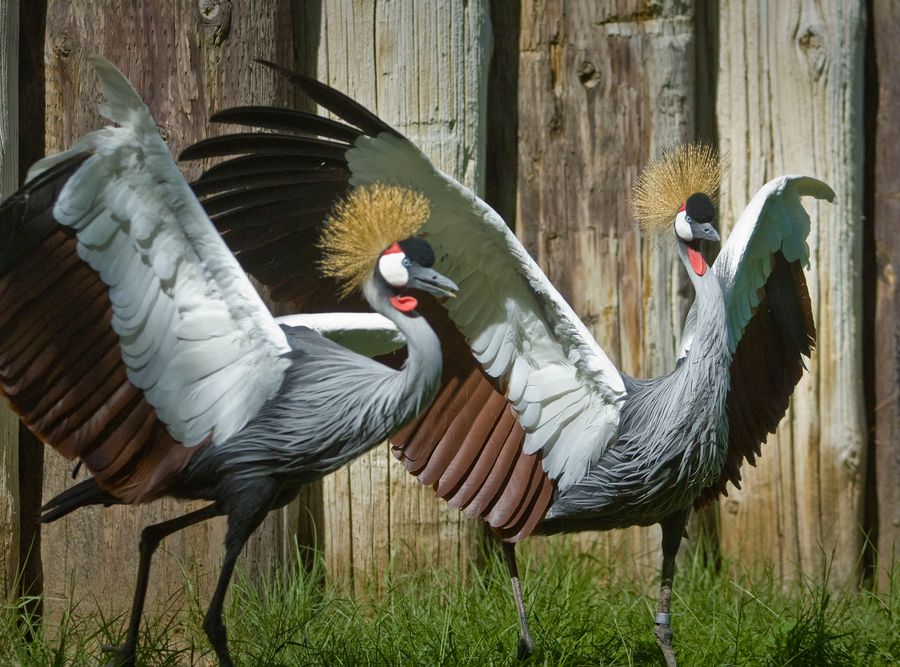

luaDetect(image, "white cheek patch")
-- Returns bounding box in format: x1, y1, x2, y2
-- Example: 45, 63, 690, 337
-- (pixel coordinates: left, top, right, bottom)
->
378, 252, 409, 287
674, 210, 693, 241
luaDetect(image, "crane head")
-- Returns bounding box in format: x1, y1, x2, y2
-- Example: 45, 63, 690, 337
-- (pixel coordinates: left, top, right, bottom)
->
632, 143, 724, 237
318, 183, 433, 298
377, 237, 458, 313
674, 192, 720, 276
674, 193, 719, 243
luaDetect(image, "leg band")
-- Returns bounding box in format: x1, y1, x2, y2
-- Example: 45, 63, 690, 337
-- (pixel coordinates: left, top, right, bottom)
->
655, 612, 671, 626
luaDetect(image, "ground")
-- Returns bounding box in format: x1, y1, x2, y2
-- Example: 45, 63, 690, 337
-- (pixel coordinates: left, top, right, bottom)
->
3, 543, 898, 665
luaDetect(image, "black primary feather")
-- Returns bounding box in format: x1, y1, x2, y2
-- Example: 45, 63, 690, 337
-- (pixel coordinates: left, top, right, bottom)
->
255, 60, 401, 139
179, 134, 350, 162
210, 106, 363, 144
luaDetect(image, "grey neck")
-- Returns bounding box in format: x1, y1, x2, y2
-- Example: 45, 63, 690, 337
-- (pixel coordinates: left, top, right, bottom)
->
361, 278, 444, 423
663, 239, 733, 494
675, 241, 730, 368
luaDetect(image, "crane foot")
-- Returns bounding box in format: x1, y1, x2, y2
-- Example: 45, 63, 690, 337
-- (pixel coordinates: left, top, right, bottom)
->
653, 623, 677, 667
100, 641, 136, 667
516, 634, 535, 660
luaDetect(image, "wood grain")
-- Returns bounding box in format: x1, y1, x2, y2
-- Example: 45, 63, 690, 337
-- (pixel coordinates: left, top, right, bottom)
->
871, 0, 900, 589
301, 0, 492, 595
514, 0, 698, 577
0, 0, 20, 599
715, 0, 866, 587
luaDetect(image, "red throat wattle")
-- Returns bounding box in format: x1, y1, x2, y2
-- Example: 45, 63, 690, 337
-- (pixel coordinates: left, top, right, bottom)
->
390, 295, 418, 312
687, 245, 707, 276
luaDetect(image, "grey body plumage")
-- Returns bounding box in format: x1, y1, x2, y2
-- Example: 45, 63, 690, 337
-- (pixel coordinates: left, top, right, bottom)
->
177, 288, 443, 502
540, 240, 731, 533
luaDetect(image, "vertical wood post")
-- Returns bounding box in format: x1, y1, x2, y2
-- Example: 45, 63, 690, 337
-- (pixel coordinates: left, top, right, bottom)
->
715, 0, 867, 587
298, 1, 492, 594
871, 0, 900, 588
16, 0, 47, 620
514, 0, 698, 574
0, 0, 20, 599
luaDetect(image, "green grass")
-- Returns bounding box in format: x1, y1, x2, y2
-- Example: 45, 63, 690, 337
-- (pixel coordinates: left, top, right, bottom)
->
2, 544, 897, 666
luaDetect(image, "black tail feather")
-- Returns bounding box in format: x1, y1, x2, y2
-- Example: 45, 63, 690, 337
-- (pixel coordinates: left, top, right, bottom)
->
41, 477, 120, 524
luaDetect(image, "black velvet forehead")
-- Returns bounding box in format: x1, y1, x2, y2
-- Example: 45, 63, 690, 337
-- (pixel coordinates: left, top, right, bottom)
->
685, 192, 715, 223
398, 237, 435, 267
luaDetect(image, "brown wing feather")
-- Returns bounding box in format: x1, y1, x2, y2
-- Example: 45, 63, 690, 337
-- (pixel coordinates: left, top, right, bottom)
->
0, 229, 197, 504
447, 407, 518, 509
391, 300, 554, 541
463, 414, 527, 519
696, 253, 815, 505
434, 389, 507, 497
486, 452, 539, 527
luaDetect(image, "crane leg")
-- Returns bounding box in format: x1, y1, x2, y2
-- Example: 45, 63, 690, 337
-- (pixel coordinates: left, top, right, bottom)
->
203, 492, 275, 667
502, 541, 535, 659
102, 503, 222, 667
653, 508, 689, 667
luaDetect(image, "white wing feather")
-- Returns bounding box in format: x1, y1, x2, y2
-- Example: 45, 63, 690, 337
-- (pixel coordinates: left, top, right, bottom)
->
276, 312, 407, 357
347, 133, 626, 490
28, 57, 291, 446
680, 176, 834, 358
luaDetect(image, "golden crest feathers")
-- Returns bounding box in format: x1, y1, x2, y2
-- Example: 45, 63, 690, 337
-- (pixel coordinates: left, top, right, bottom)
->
319, 183, 431, 297
632, 143, 724, 235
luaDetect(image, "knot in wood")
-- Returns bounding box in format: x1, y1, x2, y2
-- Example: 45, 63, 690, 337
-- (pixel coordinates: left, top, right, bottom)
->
840, 446, 862, 477
797, 24, 827, 81
198, 0, 232, 45
578, 61, 601, 89
54, 32, 73, 59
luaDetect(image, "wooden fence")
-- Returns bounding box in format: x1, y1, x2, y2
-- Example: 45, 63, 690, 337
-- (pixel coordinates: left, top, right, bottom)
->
0, 0, 896, 622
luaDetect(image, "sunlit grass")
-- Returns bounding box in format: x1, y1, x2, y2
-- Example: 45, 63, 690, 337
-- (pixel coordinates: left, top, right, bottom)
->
2, 543, 897, 666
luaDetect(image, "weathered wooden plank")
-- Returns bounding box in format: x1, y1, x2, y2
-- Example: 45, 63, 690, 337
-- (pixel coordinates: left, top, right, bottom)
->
0, 0, 20, 600
871, 0, 900, 589
515, 0, 698, 576
715, 0, 866, 587
305, 0, 491, 594
39, 0, 310, 623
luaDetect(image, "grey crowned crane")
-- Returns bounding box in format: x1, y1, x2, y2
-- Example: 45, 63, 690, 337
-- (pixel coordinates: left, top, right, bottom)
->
182, 62, 834, 665
0, 58, 457, 666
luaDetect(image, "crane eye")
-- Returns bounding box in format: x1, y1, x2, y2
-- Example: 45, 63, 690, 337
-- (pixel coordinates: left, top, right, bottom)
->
674, 210, 693, 242
378, 252, 409, 287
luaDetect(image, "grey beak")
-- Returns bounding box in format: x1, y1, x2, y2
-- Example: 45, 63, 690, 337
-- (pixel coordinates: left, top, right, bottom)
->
690, 221, 720, 243
406, 265, 459, 298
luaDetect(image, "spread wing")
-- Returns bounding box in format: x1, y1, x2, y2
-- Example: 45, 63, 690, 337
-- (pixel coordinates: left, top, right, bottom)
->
347, 133, 627, 486
682, 176, 834, 502
0, 57, 290, 502
182, 62, 627, 539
